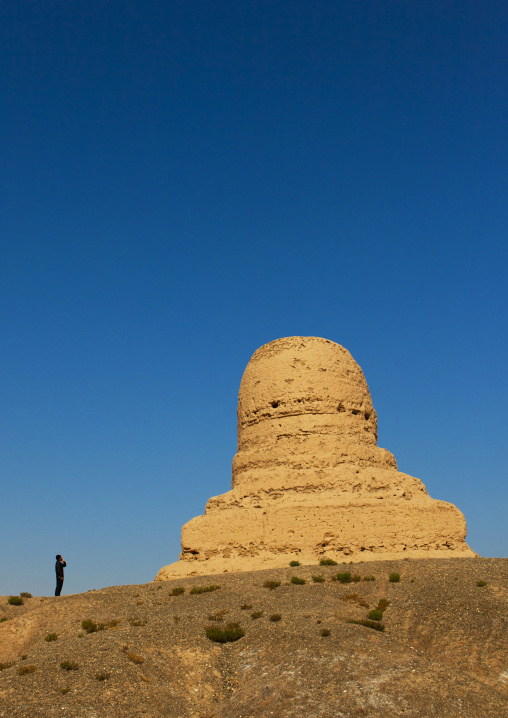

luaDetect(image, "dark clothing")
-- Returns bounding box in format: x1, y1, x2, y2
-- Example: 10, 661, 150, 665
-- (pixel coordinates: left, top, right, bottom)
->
55, 559, 66, 596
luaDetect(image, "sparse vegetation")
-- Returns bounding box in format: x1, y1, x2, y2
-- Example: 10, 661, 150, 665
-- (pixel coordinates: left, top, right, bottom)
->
476, 580, 487, 587
389, 572, 400, 583
263, 580, 281, 590
19, 592, 32, 598
81, 619, 105, 634
7, 596, 23, 606
348, 618, 385, 632
269, 613, 282, 622
352, 575, 361, 583
363, 576, 376, 581
205, 623, 245, 643
340, 593, 369, 608
128, 617, 147, 627
17, 665, 36, 675
44, 633, 58, 642
0, 557, 503, 716
170, 587, 185, 596
127, 652, 144, 664
289, 560, 301, 567
189, 585, 220, 595
319, 558, 338, 566
290, 576, 306, 585
335, 572, 352, 584
0, 616, 8, 622
0, 662, 15, 671
60, 660, 79, 671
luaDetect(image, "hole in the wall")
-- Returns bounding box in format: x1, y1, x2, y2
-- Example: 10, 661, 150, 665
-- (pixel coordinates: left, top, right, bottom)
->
364, 411, 371, 420
271, 401, 279, 408
337, 403, 345, 412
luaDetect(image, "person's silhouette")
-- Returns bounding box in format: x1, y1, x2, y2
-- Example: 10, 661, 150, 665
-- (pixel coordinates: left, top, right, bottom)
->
55, 554, 66, 596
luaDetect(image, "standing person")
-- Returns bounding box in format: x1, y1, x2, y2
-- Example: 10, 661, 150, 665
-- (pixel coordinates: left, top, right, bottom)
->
55, 555, 66, 596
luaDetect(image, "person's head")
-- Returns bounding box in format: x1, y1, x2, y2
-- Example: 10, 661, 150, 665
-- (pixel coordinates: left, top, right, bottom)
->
56, 554, 62, 561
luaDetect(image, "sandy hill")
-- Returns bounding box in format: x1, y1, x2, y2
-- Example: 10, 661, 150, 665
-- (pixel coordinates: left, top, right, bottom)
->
0, 557, 506, 717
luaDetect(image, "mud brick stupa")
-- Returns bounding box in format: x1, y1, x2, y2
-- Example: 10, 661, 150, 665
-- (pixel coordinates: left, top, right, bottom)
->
156, 337, 474, 580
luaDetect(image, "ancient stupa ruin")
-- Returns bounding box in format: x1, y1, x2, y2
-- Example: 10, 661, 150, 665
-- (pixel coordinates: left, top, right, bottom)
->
156, 337, 474, 580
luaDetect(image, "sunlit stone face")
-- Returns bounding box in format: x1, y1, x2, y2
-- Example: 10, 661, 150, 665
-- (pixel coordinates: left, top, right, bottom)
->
237, 335, 377, 447
156, 336, 475, 582
233, 337, 388, 490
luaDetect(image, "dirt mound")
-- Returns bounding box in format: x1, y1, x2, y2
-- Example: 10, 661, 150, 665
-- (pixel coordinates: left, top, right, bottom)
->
1, 557, 506, 717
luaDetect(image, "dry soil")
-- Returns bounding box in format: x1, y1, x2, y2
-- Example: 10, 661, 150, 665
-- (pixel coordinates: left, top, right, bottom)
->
0, 557, 506, 717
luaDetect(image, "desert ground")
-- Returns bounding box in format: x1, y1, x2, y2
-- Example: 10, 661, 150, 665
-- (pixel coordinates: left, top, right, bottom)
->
0, 557, 506, 718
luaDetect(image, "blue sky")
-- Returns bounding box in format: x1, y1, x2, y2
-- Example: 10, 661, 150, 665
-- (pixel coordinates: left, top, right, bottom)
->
1, 1, 506, 596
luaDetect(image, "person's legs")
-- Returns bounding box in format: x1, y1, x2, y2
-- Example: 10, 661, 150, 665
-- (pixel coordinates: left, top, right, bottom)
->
55, 578, 63, 596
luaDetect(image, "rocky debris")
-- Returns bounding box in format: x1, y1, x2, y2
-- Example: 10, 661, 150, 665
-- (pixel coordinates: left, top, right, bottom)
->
0, 558, 506, 718
158, 337, 474, 581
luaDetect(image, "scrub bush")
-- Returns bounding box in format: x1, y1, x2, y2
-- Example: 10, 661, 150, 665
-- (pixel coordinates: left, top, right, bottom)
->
206, 623, 244, 643
189, 585, 220, 595
335, 572, 352, 584
263, 580, 280, 590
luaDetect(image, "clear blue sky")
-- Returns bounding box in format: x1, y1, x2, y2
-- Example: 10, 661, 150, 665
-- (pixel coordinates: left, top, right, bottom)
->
1, 1, 506, 596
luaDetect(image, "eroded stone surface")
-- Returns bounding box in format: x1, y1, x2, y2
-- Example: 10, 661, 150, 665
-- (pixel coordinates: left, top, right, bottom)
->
157, 337, 475, 579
